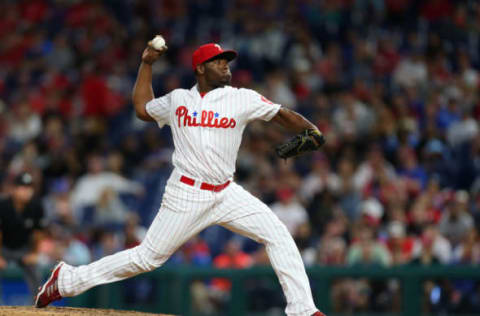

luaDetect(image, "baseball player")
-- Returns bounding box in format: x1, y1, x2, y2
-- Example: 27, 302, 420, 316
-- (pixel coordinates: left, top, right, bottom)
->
35, 40, 326, 316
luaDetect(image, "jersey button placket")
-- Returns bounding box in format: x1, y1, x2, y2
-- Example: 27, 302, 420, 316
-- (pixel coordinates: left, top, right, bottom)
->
198, 93, 210, 178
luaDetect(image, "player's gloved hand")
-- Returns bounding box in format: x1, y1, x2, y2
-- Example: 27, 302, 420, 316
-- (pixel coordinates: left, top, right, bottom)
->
142, 41, 168, 65
275, 129, 325, 159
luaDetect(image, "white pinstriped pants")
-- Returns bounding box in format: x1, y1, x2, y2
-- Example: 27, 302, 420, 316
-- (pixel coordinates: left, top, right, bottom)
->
58, 169, 317, 316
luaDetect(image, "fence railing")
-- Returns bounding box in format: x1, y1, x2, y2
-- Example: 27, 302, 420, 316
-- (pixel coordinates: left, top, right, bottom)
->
1, 265, 480, 316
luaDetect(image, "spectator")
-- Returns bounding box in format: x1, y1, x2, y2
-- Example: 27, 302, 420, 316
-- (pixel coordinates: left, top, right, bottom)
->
70, 154, 143, 222
45, 34, 74, 71
422, 139, 452, 188
43, 178, 77, 230
337, 157, 361, 221
7, 99, 42, 145
411, 225, 452, 265
317, 237, 347, 266
439, 190, 474, 246
447, 110, 479, 147
94, 188, 131, 227
397, 146, 428, 193
90, 229, 121, 261
452, 228, 480, 265
333, 91, 375, 141
386, 221, 420, 265
270, 187, 308, 236
353, 145, 396, 194
50, 227, 91, 266
264, 70, 297, 110
408, 177, 443, 234
300, 153, 341, 204
347, 227, 392, 267
393, 50, 428, 88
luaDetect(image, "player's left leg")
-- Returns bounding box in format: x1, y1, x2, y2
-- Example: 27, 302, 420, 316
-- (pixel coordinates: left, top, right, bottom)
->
58, 203, 209, 298
54, 174, 220, 299
214, 182, 321, 316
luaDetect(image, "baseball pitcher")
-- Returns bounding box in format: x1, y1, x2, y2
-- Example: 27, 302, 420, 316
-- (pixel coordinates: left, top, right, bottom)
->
35, 39, 326, 316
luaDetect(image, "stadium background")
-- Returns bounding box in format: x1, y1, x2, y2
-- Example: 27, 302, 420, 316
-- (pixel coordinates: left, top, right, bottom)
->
1, 0, 480, 315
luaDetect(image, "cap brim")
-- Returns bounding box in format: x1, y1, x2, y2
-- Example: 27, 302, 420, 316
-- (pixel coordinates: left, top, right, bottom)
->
206, 50, 237, 63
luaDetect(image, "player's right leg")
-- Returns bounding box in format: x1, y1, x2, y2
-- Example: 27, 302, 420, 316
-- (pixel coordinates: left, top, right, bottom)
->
38, 172, 215, 305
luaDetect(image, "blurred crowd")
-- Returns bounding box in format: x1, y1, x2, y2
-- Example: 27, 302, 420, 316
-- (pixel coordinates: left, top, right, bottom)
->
2, 0, 480, 314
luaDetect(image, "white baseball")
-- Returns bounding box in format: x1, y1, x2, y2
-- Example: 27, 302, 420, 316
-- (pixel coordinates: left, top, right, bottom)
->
151, 35, 166, 50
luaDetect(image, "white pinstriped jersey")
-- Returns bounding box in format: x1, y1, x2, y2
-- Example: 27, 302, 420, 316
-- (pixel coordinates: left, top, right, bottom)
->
146, 85, 281, 184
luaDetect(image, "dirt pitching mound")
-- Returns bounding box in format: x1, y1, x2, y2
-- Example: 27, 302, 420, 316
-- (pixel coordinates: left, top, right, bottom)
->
0, 306, 175, 316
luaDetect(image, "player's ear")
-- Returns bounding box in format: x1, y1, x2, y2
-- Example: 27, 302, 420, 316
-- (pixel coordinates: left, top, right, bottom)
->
196, 64, 205, 75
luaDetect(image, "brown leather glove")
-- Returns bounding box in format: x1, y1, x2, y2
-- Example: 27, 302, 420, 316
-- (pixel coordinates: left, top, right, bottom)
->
276, 129, 325, 159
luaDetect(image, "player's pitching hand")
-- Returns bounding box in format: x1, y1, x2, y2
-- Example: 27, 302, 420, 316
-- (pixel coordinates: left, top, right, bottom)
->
142, 40, 168, 65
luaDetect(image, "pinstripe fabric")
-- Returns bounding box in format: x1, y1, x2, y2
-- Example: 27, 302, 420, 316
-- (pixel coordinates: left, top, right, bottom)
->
145, 92, 171, 128
57, 85, 318, 315
58, 171, 215, 297
215, 183, 317, 316
145, 85, 281, 184
58, 172, 318, 315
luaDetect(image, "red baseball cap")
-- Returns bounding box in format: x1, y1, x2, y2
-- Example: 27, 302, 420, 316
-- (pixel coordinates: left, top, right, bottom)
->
192, 43, 237, 70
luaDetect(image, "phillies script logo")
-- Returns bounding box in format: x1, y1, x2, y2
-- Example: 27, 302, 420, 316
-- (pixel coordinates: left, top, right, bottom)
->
175, 106, 236, 128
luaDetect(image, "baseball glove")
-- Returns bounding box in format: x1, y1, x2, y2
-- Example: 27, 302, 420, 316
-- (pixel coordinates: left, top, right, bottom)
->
275, 129, 325, 159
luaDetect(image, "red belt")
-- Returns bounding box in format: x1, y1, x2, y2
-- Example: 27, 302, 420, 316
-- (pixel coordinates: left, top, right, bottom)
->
180, 175, 230, 192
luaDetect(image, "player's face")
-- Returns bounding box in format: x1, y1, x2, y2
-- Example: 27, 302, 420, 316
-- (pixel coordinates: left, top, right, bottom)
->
203, 57, 231, 87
